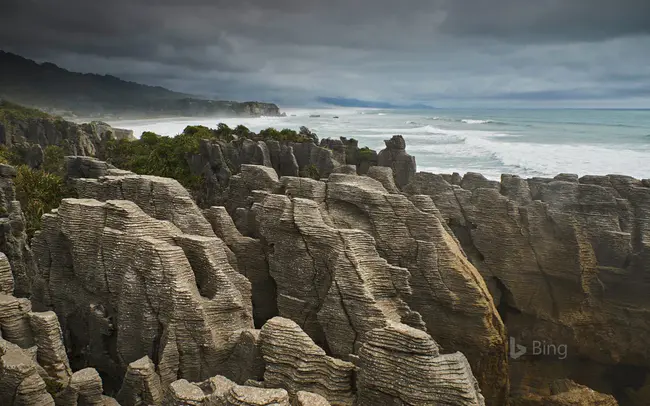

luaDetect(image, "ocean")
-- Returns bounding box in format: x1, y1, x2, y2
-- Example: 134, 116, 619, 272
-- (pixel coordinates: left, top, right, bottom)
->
108, 108, 650, 180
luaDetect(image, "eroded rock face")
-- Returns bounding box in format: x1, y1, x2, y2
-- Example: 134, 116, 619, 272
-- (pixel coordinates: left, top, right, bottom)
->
1, 116, 133, 164
377, 135, 416, 189
30, 198, 253, 388
323, 173, 508, 405
511, 379, 618, 406
205, 206, 277, 327
406, 171, 650, 404
0, 166, 37, 298
0, 250, 115, 406
253, 192, 422, 357
355, 321, 486, 406
0, 338, 55, 406
259, 317, 355, 405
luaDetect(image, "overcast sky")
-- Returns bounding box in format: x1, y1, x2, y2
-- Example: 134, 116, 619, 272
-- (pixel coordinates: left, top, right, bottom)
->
2, 0, 650, 107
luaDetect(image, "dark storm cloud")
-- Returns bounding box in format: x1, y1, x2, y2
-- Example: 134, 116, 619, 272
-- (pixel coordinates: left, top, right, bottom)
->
1, 0, 649, 106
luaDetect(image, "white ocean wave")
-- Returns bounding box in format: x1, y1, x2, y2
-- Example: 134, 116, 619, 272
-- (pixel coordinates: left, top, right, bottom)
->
461, 119, 493, 124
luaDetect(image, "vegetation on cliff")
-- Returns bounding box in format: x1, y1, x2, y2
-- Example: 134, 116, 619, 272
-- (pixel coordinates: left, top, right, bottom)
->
0, 51, 282, 118
103, 123, 318, 191
0, 144, 70, 238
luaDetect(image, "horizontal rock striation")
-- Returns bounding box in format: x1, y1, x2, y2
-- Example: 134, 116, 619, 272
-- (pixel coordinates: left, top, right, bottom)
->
355, 321, 485, 406
0, 338, 56, 406
259, 317, 355, 405
323, 173, 508, 404
30, 198, 253, 389
253, 190, 422, 357
205, 206, 277, 327
405, 170, 650, 403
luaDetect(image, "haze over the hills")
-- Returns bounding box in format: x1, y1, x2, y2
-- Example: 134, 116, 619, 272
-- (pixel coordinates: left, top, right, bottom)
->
1, 0, 649, 108
0, 51, 281, 118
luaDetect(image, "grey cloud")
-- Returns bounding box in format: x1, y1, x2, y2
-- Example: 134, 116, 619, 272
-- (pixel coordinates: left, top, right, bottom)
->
1, 0, 649, 106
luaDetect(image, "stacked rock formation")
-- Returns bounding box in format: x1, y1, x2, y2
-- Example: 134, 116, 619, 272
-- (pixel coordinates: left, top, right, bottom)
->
0, 251, 116, 405
10, 157, 487, 405
6, 139, 637, 405
322, 173, 508, 404
0, 164, 38, 298
259, 317, 355, 405
253, 184, 424, 356
30, 196, 255, 389
0, 109, 135, 168
405, 170, 649, 404
377, 135, 416, 189
355, 321, 485, 406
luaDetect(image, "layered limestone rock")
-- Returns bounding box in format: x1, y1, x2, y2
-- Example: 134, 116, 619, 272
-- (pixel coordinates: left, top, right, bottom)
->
0, 252, 14, 294
66, 158, 216, 238
355, 321, 485, 406
377, 135, 416, 189
116, 356, 164, 405
0, 261, 108, 405
294, 391, 331, 406
323, 173, 508, 404
162, 375, 292, 406
205, 206, 277, 327
253, 191, 422, 357
0, 338, 55, 406
405, 171, 650, 404
186, 135, 347, 208
30, 198, 254, 389
0, 109, 134, 166
0, 165, 37, 298
511, 380, 618, 406
259, 317, 355, 405
0, 199, 37, 298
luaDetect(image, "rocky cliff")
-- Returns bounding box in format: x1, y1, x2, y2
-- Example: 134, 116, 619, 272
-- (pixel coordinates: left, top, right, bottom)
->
405, 169, 650, 405
0, 156, 491, 405
0, 101, 135, 167
1, 129, 643, 406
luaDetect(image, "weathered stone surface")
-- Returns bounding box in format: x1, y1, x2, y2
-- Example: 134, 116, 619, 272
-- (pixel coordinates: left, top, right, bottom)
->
0, 199, 37, 298
259, 317, 355, 405
366, 166, 399, 193
68, 169, 216, 237
65, 156, 115, 180
1, 116, 132, 163
355, 321, 485, 406
0, 293, 34, 348
225, 385, 290, 406
163, 379, 206, 406
512, 380, 618, 406
331, 165, 357, 175
325, 173, 507, 404
116, 356, 164, 406
290, 142, 340, 179
0, 338, 55, 406
28, 311, 72, 390
31, 198, 253, 389
377, 135, 416, 189
254, 192, 421, 357
460, 172, 500, 191
0, 252, 13, 294
205, 206, 277, 327
407, 171, 650, 404
294, 391, 331, 406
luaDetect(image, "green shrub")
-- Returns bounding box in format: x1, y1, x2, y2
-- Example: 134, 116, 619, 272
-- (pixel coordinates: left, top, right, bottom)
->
14, 165, 69, 238
42, 145, 65, 175
358, 147, 375, 161
301, 164, 320, 180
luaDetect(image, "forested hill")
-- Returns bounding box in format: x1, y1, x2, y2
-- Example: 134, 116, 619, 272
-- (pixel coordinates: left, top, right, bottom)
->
0, 51, 282, 119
